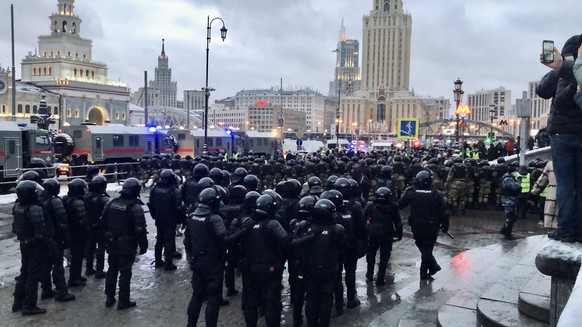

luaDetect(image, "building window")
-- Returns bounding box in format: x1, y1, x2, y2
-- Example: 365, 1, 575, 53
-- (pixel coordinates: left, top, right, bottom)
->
57, 51, 60, 56
25, 105, 30, 114
62, 21, 67, 33
86, 70, 89, 77
67, 109, 72, 118
129, 135, 139, 147
75, 109, 79, 118
43, 67, 47, 76
33, 67, 37, 76
48, 67, 52, 75
74, 68, 77, 77
112, 135, 124, 147
54, 107, 59, 115
33, 105, 38, 114
115, 112, 120, 120
17, 104, 22, 113
122, 113, 126, 120
76, 52, 79, 58
68, 51, 71, 56
91, 71, 95, 78
1, 105, 5, 113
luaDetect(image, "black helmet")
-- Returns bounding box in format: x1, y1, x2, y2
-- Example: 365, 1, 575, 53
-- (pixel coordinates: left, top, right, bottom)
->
536, 160, 548, 169
415, 171, 432, 190
377, 158, 386, 165
429, 158, 439, 165
19, 171, 42, 184
286, 179, 303, 198
42, 178, 61, 197
86, 165, 100, 177
444, 159, 453, 167
68, 178, 87, 195
308, 176, 322, 189
497, 157, 506, 164
365, 158, 375, 166
89, 175, 107, 193
452, 156, 463, 164
229, 185, 247, 204
320, 190, 343, 209
199, 187, 221, 209
121, 178, 141, 198
334, 178, 351, 197
174, 154, 181, 160
232, 167, 248, 184
198, 177, 215, 189
412, 158, 421, 164
244, 191, 261, 210
374, 187, 392, 204
326, 175, 339, 190
221, 170, 230, 186
479, 160, 490, 167
243, 174, 260, 191
312, 199, 336, 221
263, 189, 283, 204
256, 194, 278, 216
275, 181, 287, 196
193, 163, 209, 178
16, 180, 38, 204
380, 165, 393, 179
298, 196, 317, 215
348, 179, 359, 196
394, 155, 403, 162
209, 168, 223, 184
510, 161, 520, 168
184, 155, 192, 160
463, 158, 473, 166
160, 169, 176, 185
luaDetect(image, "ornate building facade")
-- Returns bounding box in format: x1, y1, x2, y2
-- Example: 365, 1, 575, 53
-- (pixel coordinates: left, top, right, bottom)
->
19, 0, 130, 126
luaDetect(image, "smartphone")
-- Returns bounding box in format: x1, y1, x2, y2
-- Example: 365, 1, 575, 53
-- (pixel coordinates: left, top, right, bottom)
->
543, 40, 554, 63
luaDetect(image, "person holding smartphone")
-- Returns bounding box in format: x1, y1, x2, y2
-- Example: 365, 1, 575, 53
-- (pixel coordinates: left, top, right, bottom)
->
536, 34, 582, 243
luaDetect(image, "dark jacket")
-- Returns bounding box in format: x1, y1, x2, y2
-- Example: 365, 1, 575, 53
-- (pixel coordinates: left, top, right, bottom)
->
101, 195, 148, 256
536, 37, 582, 135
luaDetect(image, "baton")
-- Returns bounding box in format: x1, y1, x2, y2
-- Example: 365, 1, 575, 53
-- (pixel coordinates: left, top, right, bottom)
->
444, 231, 455, 239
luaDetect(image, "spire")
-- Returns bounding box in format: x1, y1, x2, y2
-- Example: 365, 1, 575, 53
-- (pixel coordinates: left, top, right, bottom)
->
159, 39, 167, 60
339, 19, 346, 42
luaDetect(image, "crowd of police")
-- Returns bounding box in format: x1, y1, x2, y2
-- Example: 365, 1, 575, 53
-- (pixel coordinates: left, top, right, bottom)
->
11, 147, 546, 326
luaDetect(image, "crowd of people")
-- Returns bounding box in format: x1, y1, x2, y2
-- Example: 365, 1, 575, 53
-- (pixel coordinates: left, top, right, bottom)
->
12, 142, 558, 327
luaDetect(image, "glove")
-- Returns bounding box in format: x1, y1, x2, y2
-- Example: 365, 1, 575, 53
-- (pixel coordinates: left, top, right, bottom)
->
440, 224, 449, 233
139, 237, 148, 255
394, 225, 403, 241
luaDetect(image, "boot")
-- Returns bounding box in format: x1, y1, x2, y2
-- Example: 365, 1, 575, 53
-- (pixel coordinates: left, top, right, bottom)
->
116, 301, 136, 310
346, 297, 361, 309
153, 259, 165, 268
105, 296, 116, 308
94, 271, 106, 279
429, 262, 441, 276
21, 306, 47, 316
55, 293, 76, 302
41, 289, 55, 300
420, 264, 430, 280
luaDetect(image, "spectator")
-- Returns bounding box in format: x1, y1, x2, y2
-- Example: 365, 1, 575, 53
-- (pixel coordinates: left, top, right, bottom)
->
536, 35, 582, 242
530, 161, 558, 229
527, 136, 535, 151
505, 138, 515, 156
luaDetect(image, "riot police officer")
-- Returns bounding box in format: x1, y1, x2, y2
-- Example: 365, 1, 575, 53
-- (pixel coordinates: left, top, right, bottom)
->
182, 163, 209, 212
220, 185, 247, 297
62, 178, 89, 287
296, 199, 345, 327
499, 166, 522, 240
364, 187, 402, 286
101, 178, 148, 310
445, 157, 468, 215
399, 171, 449, 280
148, 169, 185, 271
84, 176, 110, 279
12, 181, 50, 315
39, 178, 76, 303
184, 187, 228, 327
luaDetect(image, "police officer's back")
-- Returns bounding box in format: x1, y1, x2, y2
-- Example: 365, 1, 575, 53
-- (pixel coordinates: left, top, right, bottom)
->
12, 181, 51, 315
184, 187, 227, 327
101, 178, 148, 310
62, 178, 89, 287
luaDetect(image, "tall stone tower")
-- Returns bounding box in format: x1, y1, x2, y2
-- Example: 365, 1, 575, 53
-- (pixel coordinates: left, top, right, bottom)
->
328, 20, 361, 97
361, 0, 412, 92
149, 39, 178, 107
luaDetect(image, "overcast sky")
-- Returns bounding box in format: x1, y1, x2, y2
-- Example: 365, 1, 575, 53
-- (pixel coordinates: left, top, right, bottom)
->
1, 0, 581, 112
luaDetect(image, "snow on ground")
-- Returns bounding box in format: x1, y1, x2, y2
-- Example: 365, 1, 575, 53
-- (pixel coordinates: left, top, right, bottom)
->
0, 182, 123, 205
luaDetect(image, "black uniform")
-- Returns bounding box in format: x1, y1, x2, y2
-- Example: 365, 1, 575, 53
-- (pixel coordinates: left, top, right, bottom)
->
184, 204, 227, 327
39, 190, 75, 301
296, 215, 345, 327
399, 187, 449, 279
240, 212, 290, 327
12, 186, 50, 315
102, 191, 148, 309
62, 191, 89, 286
219, 201, 244, 296
84, 191, 110, 277
148, 180, 184, 270
364, 200, 402, 285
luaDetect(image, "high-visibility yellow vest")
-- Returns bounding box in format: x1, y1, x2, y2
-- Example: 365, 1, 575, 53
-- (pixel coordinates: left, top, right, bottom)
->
540, 185, 548, 198
465, 148, 471, 158
472, 151, 480, 160
518, 172, 530, 193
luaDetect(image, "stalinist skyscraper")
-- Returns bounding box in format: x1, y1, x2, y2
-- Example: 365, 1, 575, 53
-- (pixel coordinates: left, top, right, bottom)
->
361, 0, 412, 92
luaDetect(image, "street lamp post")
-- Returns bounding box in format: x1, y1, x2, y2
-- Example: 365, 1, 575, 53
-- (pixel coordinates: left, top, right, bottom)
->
453, 78, 464, 155
489, 104, 496, 134
336, 79, 342, 151
203, 16, 227, 153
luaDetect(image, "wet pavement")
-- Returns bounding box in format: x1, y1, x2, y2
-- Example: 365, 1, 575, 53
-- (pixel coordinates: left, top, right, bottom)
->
0, 189, 549, 326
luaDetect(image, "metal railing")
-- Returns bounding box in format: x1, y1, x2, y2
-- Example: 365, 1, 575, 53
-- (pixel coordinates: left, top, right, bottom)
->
0, 165, 57, 187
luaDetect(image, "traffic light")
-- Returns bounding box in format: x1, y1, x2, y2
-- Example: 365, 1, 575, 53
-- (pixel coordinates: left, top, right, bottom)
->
487, 131, 496, 141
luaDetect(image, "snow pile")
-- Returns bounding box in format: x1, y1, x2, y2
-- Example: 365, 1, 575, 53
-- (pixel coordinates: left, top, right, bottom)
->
0, 182, 124, 206
539, 240, 582, 263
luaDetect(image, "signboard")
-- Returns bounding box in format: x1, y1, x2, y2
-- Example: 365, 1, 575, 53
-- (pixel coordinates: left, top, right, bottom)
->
296, 131, 304, 139
397, 118, 420, 140
354, 128, 360, 135
296, 139, 303, 146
